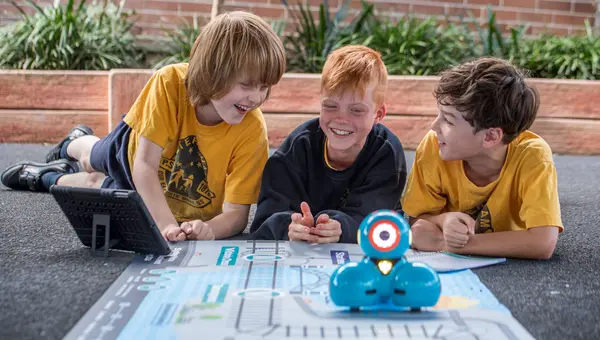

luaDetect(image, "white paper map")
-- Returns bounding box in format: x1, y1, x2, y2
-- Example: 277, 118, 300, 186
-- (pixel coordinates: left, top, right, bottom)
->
405, 249, 506, 272
64, 240, 531, 340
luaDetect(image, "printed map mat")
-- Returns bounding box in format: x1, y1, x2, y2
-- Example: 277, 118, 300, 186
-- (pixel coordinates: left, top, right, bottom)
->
64, 240, 533, 339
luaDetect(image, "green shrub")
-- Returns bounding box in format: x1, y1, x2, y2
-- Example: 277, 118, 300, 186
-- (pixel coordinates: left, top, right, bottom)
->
153, 19, 201, 70
363, 17, 477, 75
281, 0, 374, 73
468, 6, 528, 61
152, 17, 288, 70
518, 21, 600, 80
0, 0, 143, 70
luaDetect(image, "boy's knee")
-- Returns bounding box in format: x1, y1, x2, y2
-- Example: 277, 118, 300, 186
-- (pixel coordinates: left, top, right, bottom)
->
86, 172, 106, 188
79, 156, 95, 173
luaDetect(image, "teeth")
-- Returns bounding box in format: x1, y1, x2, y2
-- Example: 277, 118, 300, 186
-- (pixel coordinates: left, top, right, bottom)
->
235, 104, 250, 111
331, 128, 352, 136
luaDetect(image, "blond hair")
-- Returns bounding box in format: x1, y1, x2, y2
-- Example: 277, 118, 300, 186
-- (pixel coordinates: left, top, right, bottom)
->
321, 45, 388, 107
185, 11, 286, 106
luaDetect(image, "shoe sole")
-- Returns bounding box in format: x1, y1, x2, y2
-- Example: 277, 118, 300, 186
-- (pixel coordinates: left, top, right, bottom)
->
45, 125, 94, 163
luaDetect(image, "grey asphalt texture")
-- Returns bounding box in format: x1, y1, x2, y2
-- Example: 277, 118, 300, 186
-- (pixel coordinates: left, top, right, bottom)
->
1, 143, 599, 340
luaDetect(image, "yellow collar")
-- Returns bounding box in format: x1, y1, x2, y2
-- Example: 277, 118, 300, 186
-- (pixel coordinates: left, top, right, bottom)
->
324, 137, 341, 171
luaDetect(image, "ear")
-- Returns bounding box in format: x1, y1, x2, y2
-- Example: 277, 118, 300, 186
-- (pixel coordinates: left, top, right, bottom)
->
374, 103, 387, 124
482, 127, 504, 148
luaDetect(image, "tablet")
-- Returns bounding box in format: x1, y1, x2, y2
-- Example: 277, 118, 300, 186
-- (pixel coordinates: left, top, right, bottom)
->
49, 185, 172, 256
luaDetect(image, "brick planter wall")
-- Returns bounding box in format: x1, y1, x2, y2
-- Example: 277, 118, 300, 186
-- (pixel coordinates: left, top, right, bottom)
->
2, 69, 599, 155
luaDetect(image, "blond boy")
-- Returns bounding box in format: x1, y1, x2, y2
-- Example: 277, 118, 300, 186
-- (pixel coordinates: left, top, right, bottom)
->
2, 11, 286, 242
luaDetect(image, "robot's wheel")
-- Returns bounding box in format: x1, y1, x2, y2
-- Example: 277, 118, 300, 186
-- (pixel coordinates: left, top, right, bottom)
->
350, 307, 360, 312
410, 307, 421, 313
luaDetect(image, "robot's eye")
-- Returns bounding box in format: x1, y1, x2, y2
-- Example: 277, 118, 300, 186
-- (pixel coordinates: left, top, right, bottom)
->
368, 220, 400, 252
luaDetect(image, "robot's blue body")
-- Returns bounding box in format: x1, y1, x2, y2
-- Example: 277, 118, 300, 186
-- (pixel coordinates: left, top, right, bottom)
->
329, 210, 441, 311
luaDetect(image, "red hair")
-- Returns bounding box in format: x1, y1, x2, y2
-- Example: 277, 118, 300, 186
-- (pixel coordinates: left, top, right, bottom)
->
321, 45, 388, 106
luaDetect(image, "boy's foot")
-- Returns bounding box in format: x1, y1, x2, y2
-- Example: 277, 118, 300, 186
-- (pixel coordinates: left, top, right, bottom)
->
1, 160, 78, 192
45, 124, 93, 163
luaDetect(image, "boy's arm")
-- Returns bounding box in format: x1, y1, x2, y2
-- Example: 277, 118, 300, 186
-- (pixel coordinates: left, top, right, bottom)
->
249, 153, 309, 239
410, 216, 559, 259
317, 167, 407, 244
205, 203, 251, 239
448, 226, 559, 259
133, 136, 185, 241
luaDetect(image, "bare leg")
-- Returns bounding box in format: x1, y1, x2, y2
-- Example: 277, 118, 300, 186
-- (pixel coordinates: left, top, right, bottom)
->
56, 171, 106, 188
66, 135, 101, 173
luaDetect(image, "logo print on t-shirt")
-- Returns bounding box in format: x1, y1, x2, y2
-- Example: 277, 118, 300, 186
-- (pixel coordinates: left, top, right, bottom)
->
465, 202, 494, 233
475, 205, 493, 233
158, 135, 215, 208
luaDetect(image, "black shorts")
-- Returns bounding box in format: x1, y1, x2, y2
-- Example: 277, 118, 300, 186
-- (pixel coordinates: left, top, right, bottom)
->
89, 120, 135, 190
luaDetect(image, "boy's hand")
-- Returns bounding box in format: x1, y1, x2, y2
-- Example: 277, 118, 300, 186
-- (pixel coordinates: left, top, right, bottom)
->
162, 224, 187, 241
410, 219, 444, 251
440, 212, 475, 248
298, 201, 315, 228
181, 220, 215, 240
288, 202, 318, 242
310, 214, 342, 243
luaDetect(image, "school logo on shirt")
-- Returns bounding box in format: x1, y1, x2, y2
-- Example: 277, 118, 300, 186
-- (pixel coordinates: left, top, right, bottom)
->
158, 135, 216, 208
465, 202, 494, 233
475, 204, 494, 233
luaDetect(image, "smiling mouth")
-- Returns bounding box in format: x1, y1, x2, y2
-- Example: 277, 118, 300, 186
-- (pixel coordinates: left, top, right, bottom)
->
234, 104, 251, 115
330, 127, 353, 136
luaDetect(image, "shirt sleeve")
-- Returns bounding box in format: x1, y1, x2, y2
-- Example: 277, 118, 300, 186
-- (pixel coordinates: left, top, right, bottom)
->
519, 160, 563, 231
224, 114, 269, 205
123, 69, 179, 149
401, 135, 447, 218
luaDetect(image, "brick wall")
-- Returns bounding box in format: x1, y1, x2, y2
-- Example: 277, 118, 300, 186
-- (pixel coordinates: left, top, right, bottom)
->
1, 0, 598, 40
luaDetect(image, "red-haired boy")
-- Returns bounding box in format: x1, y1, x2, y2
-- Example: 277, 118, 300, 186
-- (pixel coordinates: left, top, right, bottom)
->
248, 45, 408, 244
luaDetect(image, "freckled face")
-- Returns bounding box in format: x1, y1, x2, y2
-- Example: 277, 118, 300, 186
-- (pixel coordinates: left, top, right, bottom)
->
319, 82, 384, 155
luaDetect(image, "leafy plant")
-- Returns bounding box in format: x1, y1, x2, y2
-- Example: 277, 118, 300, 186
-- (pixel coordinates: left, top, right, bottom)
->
281, 0, 374, 73
153, 18, 201, 70
518, 20, 600, 80
468, 5, 528, 61
362, 17, 476, 75
153, 17, 288, 69
0, 0, 143, 70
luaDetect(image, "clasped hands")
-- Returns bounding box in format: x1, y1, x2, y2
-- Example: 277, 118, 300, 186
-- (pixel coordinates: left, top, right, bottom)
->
411, 212, 476, 252
161, 220, 215, 241
288, 202, 342, 244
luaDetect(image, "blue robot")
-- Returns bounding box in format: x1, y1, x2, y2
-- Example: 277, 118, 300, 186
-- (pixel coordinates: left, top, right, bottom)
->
329, 210, 441, 312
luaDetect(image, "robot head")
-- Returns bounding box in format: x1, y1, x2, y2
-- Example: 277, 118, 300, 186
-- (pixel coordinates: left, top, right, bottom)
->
358, 210, 410, 258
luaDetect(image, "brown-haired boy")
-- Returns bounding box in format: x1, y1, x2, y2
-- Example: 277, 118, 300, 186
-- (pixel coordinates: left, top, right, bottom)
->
1, 11, 286, 242
404, 57, 562, 259
248, 45, 407, 244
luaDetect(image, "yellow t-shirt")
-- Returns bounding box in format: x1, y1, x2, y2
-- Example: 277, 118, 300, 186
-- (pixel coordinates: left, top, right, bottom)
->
123, 63, 269, 222
401, 130, 563, 233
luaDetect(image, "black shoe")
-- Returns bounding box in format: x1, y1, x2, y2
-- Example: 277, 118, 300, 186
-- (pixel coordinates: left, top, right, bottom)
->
45, 124, 93, 163
1, 159, 78, 192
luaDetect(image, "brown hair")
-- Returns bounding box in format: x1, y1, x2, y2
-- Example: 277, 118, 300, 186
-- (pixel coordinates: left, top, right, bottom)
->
433, 57, 540, 143
184, 11, 286, 107
321, 45, 388, 107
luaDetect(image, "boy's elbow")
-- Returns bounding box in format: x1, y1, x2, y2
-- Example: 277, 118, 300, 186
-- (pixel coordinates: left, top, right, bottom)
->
528, 226, 559, 260
533, 245, 555, 260
536, 239, 558, 260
